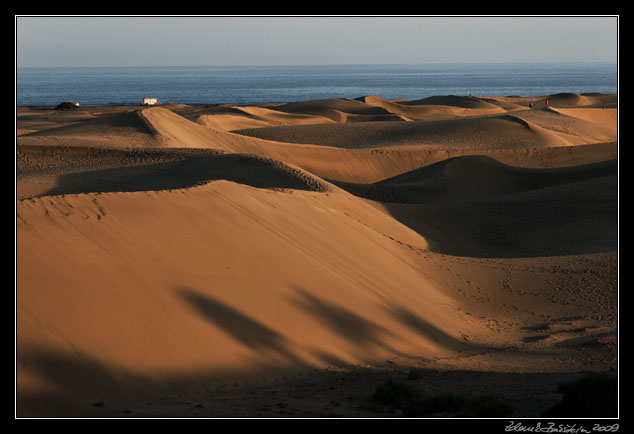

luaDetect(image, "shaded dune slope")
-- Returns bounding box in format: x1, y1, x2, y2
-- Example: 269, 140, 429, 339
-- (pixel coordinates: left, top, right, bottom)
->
404, 95, 501, 108
380, 173, 617, 258
24, 109, 157, 136
17, 109, 99, 135
335, 156, 616, 204
19, 151, 331, 198
17, 145, 221, 177
332, 157, 617, 258
18, 108, 167, 148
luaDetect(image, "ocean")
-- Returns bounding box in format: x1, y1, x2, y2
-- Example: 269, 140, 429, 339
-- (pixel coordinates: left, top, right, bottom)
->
16, 63, 618, 107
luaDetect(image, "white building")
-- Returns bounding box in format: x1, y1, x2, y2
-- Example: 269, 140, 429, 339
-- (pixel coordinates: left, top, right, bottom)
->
142, 98, 158, 106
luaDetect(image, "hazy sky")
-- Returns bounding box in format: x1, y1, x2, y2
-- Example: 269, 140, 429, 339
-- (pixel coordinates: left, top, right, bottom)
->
15, 16, 618, 67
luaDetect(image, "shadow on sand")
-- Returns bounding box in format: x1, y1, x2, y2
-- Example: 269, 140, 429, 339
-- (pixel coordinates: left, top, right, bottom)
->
30, 152, 328, 197
17, 285, 615, 417
175, 286, 306, 366
331, 158, 618, 258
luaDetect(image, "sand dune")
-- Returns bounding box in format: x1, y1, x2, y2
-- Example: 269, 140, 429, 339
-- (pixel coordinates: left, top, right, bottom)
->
510, 109, 617, 144
335, 156, 616, 204
17, 106, 286, 152
485, 92, 617, 109
18, 108, 166, 148
16, 94, 618, 417
548, 107, 617, 129
18, 181, 458, 416
18, 151, 331, 198
16, 106, 264, 150
22, 108, 157, 135
177, 105, 336, 131
17, 176, 616, 415
378, 172, 617, 258
333, 157, 617, 257
17, 108, 99, 133
195, 112, 278, 131
234, 113, 583, 149
268, 97, 394, 122
544, 92, 617, 107
407, 95, 510, 109
356, 95, 508, 120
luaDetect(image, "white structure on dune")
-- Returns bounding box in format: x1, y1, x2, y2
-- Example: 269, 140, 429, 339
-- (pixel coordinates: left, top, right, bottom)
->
142, 98, 158, 106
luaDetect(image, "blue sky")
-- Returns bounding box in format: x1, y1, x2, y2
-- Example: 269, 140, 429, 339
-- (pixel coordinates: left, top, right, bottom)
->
16, 16, 618, 67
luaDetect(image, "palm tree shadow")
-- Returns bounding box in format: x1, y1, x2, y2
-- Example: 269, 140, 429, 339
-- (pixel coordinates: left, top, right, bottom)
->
385, 303, 474, 352
287, 287, 398, 354
175, 286, 304, 365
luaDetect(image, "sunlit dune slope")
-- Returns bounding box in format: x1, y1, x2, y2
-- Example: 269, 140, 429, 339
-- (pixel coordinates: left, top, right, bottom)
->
18, 177, 497, 416
548, 107, 617, 129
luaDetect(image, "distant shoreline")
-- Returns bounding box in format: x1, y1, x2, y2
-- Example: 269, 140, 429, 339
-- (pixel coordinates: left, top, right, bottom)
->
15, 91, 618, 110
16, 63, 617, 107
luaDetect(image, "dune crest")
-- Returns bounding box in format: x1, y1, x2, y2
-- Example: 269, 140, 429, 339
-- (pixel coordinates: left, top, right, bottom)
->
18, 109, 164, 147
548, 107, 617, 129
186, 105, 336, 132
358, 95, 510, 119
233, 112, 581, 150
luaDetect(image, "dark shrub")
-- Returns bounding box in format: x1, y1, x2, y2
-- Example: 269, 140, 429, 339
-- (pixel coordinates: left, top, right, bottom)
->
402, 394, 466, 417
373, 379, 423, 409
406, 369, 425, 381
542, 373, 618, 418
55, 102, 79, 110
402, 393, 513, 417
373, 379, 514, 417
461, 395, 515, 417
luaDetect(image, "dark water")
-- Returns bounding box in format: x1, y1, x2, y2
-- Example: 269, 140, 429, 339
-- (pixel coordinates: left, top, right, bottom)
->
16, 63, 618, 107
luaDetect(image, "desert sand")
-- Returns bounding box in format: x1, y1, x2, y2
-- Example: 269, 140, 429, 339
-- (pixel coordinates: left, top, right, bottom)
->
16, 93, 618, 418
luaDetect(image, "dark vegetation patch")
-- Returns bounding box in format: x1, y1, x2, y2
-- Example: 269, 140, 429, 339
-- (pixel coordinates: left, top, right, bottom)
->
373, 378, 514, 418
541, 373, 617, 418
55, 102, 80, 111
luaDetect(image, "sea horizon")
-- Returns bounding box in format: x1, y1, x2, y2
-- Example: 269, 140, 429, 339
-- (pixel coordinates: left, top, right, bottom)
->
16, 60, 618, 69
16, 62, 618, 107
